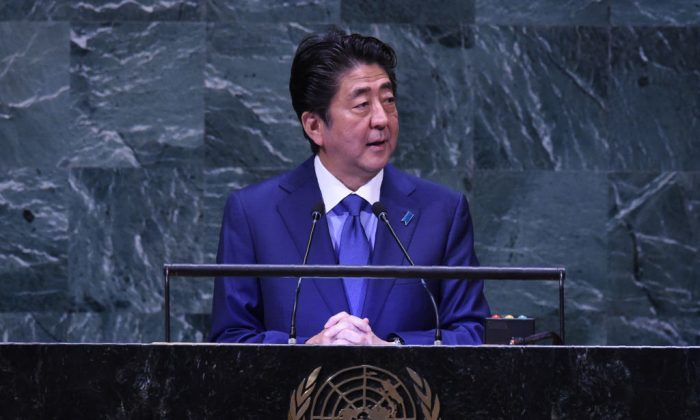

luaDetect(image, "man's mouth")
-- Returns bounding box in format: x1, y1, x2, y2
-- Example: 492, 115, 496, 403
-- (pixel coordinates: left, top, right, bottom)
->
367, 139, 386, 147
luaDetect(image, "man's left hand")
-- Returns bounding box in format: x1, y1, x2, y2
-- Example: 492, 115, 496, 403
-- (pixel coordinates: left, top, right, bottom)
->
306, 311, 391, 346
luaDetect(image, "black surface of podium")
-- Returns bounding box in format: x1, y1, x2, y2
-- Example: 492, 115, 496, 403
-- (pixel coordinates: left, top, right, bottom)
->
1, 344, 698, 418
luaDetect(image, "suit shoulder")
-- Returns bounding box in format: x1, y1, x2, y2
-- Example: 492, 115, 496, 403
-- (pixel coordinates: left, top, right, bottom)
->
219, 179, 272, 214
225, 158, 312, 203
233, 171, 287, 200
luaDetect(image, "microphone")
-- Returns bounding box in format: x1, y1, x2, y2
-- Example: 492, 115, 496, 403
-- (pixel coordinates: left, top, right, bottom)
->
372, 202, 442, 345
288, 201, 325, 344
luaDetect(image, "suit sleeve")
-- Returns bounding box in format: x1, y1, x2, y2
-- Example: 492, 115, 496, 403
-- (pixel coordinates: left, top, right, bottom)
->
395, 194, 491, 345
208, 192, 289, 344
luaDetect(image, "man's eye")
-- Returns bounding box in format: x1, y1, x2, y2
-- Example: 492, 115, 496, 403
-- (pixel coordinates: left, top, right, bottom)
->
384, 97, 396, 104
355, 102, 369, 109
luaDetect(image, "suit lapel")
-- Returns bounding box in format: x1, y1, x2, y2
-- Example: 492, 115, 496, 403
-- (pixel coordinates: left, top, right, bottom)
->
276, 158, 348, 316
363, 165, 420, 320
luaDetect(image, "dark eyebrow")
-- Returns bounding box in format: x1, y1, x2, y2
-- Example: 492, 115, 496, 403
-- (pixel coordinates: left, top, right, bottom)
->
379, 81, 393, 92
348, 86, 371, 100
348, 82, 394, 100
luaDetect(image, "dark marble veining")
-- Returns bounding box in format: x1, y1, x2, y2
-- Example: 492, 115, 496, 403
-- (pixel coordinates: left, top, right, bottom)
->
206, 0, 339, 22
609, 27, 700, 171
69, 22, 205, 168
476, 0, 611, 25
0, 22, 72, 170
342, 0, 474, 24
3, 0, 697, 26
0, 311, 166, 343
69, 0, 202, 21
0, 344, 698, 418
472, 171, 608, 344
611, 0, 700, 25
205, 23, 308, 170
66, 168, 208, 341
607, 172, 700, 345
473, 26, 610, 171
0, 0, 202, 21
0, 169, 70, 313
0, 2, 698, 346
0, 1, 70, 20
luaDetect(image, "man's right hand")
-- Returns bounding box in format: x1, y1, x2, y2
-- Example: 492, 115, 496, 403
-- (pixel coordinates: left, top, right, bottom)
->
305, 311, 390, 346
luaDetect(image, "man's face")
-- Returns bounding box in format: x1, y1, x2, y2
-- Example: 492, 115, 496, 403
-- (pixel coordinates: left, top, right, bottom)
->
312, 63, 399, 189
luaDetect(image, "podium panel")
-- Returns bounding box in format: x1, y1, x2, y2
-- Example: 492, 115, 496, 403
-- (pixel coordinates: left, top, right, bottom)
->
0, 344, 697, 418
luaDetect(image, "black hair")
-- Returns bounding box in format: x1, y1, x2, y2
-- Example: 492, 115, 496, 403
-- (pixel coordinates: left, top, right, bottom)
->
289, 28, 398, 154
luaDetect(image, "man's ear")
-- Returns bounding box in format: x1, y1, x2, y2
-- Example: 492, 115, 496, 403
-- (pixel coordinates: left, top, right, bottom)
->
301, 111, 324, 148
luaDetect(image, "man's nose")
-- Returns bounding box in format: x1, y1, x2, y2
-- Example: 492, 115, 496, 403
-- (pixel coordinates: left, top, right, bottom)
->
370, 101, 388, 129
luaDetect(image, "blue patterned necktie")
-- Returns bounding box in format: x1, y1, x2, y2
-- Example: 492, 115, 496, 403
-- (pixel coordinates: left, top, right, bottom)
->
335, 194, 370, 316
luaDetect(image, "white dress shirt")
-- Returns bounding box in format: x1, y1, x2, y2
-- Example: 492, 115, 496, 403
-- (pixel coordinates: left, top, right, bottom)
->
313, 154, 383, 252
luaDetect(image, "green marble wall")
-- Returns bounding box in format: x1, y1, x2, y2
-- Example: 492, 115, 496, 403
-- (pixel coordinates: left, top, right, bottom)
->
0, 1, 697, 345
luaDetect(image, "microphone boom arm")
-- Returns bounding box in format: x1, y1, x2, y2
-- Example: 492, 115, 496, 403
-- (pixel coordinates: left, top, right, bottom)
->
373, 203, 442, 346
288, 204, 324, 344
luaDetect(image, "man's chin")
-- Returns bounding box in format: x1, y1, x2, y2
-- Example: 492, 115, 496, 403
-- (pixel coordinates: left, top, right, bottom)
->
360, 157, 391, 175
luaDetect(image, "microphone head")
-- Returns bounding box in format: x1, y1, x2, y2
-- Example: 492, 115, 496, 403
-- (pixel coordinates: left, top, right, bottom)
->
311, 201, 325, 219
371, 201, 388, 218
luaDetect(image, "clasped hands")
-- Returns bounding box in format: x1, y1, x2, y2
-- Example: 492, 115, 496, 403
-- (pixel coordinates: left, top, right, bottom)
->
306, 311, 391, 346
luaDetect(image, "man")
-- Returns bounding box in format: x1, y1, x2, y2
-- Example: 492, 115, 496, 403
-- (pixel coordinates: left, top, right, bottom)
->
209, 30, 490, 345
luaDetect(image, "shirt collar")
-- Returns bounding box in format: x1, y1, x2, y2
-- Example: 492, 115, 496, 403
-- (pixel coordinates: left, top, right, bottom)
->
314, 154, 383, 213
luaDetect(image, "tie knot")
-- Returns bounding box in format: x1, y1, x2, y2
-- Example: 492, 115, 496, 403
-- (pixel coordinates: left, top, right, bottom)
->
339, 194, 367, 216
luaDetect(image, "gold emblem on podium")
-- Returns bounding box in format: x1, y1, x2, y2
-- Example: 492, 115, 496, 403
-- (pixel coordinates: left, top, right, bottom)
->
288, 365, 440, 420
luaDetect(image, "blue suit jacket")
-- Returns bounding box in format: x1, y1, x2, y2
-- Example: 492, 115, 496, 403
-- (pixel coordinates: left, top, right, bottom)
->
209, 157, 490, 345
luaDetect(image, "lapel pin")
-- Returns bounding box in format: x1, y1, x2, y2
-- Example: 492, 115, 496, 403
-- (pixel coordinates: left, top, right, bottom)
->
401, 210, 414, 226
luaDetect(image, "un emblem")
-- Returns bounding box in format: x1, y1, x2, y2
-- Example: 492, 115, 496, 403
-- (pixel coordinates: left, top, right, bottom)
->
288, 365, 440, 420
